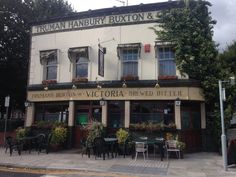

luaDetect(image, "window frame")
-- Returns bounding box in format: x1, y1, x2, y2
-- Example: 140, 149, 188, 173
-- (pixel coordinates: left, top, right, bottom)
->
40, 49, 58, 81
117, 43, 141, 78
68, 47, 89, 79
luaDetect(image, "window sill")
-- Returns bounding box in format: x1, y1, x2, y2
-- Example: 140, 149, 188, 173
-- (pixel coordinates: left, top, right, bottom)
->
72, 77, 88, 83
42, 80, 57, 85
158, 75, 178, 80
121, 75, 139, 81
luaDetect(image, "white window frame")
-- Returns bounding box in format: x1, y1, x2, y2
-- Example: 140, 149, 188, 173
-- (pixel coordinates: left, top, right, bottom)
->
117, 43, 141, 79
155, 43, 176, 77
40, 49, 58, 81
68, 47, 90, 79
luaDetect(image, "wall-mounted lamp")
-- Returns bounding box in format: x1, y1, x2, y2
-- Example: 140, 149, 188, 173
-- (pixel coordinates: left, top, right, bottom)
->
24, 101, 32, 107
122, 80, 127, 88
99, 98, 106, 106
96, 77, 102, 89
97, 84, 102, 89
175, 97, 181, 106
72, 84, 77, 89
154, 81, 160, 88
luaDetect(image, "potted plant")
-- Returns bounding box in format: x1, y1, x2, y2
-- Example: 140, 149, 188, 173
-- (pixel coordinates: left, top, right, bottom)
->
116, 128, 129, 144
15, 127, 29, 140
86, 121, 105, 146
116, 128, 133, 157
50, 126, 67, 150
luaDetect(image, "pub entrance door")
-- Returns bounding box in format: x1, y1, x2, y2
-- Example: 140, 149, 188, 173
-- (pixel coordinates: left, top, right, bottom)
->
73, 101, 102, 147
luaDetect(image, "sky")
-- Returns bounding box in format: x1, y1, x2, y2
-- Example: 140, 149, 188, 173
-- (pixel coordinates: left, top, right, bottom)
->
66, 0, 236, 51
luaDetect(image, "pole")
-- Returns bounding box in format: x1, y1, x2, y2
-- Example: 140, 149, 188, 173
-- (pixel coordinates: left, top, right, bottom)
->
3, 95, 10, 144
3, 107, 9, 144
218, 80, 228, 171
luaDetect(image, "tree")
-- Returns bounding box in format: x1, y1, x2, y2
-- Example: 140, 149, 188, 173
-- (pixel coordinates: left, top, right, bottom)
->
0, 0, 74, 117
151, 0, 228, 149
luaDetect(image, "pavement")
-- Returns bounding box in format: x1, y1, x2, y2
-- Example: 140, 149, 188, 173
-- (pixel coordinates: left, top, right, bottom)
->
0, 148, 236, 177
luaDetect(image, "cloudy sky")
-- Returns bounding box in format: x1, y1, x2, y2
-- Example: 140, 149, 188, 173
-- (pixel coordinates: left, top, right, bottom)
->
66, 0, 236, 51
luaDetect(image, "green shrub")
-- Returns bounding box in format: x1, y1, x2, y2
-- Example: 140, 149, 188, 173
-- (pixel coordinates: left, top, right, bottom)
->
15, 127, 29, 140
86, 121, 105, 144
116, 128, 129, 144
51, 126, 67, 145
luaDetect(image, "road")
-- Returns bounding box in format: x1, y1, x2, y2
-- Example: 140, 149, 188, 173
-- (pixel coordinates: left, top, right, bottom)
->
0, 167, 137, 177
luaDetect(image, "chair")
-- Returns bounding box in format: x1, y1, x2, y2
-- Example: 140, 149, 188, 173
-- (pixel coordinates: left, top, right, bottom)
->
139, 136, 148, 158
135, 142, 147, 161
81, 138, 93, 158
153, 138, 165, 161
93, 137, 109, 160
5, 136, 22, 156
38, 133, 52, 154
165, 140, 180, 160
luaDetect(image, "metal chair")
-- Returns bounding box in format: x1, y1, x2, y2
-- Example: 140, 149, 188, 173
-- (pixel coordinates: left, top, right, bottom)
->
93, 137, 109, 160
81, 138, 93, 158
139, 136, 148, 158
37, 133, 52, 154
135, 142, 147, 161
165, 140, 180, 160
5, 136, 22, 156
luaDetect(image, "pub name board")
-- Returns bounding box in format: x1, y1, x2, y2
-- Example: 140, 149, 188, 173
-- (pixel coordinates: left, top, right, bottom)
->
27, 87, 205, 102
32, 11, 160, 34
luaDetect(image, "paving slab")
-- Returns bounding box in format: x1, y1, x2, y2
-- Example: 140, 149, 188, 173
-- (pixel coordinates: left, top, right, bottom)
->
0, 148, 235, 177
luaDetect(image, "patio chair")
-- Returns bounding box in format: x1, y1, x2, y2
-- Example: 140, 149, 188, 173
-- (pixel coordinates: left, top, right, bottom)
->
93, 137, 109, 160
81, 138, 93, 158
5, 136, 22, 156
154, 137, 165, 160
165, 140, 180, 160
135, 142, 147, 161
139, 136, 148, 158
38, 133, 52, 154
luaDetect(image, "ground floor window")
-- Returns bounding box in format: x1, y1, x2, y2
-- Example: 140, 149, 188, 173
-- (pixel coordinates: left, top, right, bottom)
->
130, 101, 174, 125
35, 102, 68, 123
75, 101, 102, 126
181, 101, 201, 130
107, 101, 124, 128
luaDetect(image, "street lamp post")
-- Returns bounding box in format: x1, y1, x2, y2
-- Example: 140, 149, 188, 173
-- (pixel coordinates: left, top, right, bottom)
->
218, 77, 235, 171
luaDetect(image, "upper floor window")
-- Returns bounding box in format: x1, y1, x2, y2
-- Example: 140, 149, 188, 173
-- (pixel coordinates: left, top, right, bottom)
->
40, 50, 58, 80
68, 47, 89, 79
157, 46, 176, 76
117, 43, 141, 79
76, 56, 88, 78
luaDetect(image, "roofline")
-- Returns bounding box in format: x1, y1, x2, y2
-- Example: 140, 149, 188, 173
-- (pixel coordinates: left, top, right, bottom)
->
30, 1, 183, 26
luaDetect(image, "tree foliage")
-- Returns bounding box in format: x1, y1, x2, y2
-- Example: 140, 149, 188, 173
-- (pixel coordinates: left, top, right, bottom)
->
0, 0, 74, 114
151, 0, 236, 148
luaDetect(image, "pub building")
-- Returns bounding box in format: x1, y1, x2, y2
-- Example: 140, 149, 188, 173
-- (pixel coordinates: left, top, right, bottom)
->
26, 1, 205, 152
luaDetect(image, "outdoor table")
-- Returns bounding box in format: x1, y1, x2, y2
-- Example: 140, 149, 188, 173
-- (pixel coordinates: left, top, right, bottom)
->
19, 136, 38, 153
104, 138, 118, 158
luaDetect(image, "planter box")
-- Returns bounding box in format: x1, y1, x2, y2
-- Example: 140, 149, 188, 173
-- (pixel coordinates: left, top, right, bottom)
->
72, 77, 88, 83
158, 75, 178, 80
42, 80, 57, 85
121, 75, 139, 81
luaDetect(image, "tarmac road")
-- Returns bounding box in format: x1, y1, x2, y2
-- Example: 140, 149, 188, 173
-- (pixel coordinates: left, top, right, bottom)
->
0, 166, 137, 177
